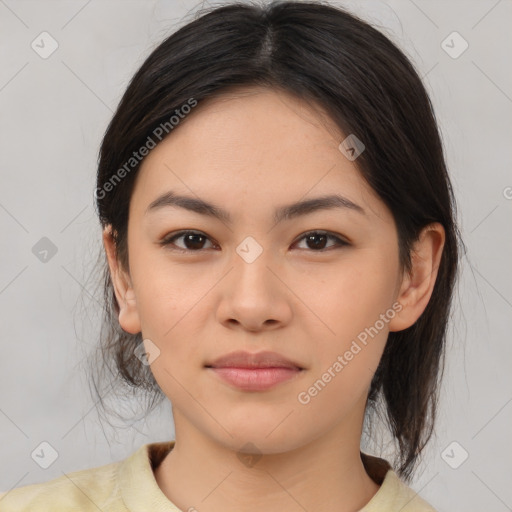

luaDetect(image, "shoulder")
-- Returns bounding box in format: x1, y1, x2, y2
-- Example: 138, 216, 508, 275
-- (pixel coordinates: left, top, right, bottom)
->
0, 442, 174, 512
360, 453, 437, 512
0, 458, 123, 512
363, 470, 438, 512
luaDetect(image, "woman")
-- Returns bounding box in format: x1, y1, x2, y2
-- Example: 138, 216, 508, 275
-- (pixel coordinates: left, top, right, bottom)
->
0, 1, 461, 510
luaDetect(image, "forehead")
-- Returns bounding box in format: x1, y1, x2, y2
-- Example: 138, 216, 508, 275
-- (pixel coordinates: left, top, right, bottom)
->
131, 86, 390, 226
174, 85, 343, 148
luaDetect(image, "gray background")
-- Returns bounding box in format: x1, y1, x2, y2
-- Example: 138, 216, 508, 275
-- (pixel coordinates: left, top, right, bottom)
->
1, 0, 511, 510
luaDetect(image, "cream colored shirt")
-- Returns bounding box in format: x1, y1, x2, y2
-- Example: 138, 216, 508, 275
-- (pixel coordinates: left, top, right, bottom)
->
0, 441, 437, 511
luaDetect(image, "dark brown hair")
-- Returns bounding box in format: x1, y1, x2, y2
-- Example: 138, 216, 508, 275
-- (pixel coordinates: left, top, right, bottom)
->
86, 0, 463, 482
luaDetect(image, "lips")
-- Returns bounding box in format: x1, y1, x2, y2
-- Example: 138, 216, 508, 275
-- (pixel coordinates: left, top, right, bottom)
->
205, 350, 304, 370
205, 350, 305, 391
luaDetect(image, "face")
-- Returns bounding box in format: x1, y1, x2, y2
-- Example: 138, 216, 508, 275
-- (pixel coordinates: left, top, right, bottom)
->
106, 87, 418, 454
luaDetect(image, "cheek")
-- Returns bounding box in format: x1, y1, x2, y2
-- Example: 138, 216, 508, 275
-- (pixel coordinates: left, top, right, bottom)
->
130, 248, 212, 336
129, 256, 216, 377
294, 287, 393, 424
298, 251, 397, 392
297, 251, 398, 339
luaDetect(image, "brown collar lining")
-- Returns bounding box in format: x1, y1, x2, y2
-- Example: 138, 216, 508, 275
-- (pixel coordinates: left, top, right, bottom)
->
360, 451, 392, 485
148, 442, 392, 487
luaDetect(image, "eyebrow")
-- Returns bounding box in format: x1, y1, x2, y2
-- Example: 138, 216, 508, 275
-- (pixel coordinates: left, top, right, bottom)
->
145, 190, 366, 224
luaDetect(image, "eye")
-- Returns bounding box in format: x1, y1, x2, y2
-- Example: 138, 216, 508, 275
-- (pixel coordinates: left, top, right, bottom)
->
160, 230, 348, 253
160, 230, 217, 252
293, 230, 349, 251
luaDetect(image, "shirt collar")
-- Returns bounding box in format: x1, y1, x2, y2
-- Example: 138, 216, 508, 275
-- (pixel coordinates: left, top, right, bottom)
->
118, 441, 178, 512
118, 441, 395, 511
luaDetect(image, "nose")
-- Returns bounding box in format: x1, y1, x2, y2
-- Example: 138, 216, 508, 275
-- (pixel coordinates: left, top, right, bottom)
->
215, 244, 293, 332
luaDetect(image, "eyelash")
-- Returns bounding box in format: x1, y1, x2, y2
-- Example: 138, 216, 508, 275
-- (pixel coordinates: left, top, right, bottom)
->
159, 230, 349, 253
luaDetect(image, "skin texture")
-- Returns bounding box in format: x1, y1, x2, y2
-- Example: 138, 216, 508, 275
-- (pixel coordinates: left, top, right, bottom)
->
103, 86, 445, 512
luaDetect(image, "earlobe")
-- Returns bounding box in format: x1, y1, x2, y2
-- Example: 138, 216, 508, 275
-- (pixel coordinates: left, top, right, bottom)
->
118, 287, 142, 335
102, 226, 142, 335
388, 223, 445, 332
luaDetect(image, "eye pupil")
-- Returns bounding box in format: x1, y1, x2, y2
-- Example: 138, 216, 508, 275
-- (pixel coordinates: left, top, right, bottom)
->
307, 233, 327, 250
185, 233, 205, 250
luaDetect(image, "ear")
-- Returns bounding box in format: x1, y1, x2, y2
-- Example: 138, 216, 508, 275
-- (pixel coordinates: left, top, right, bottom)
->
102, 225, 141, 334
388, 222, 445, 332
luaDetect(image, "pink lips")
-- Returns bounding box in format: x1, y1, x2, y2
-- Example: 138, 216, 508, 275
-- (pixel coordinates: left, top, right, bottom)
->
205, 350, 304, 391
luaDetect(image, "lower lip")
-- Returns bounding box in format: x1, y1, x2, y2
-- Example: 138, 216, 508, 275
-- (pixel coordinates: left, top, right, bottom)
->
208, 367, 302, 391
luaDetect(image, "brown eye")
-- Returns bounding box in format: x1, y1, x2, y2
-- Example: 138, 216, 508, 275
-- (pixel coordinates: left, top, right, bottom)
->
160, 231, 215, 252
294, 231, 349, 251
160, 229, 348, 253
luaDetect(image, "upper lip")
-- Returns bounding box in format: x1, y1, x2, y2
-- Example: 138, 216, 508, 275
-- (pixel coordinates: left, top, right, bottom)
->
205, 350, 304, 370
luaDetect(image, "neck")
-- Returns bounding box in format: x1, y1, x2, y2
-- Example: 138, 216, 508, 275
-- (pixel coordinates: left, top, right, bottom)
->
154, 414, 381, 512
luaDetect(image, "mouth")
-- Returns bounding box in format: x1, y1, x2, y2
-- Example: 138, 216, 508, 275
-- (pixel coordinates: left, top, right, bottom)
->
205, 350, 304, 370
206, 366, 304, 391
204, 350, 305, 391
